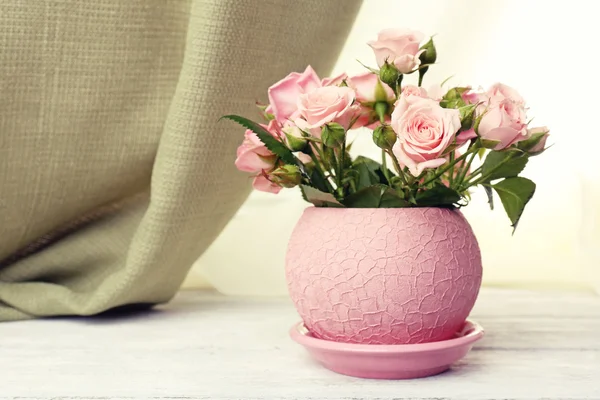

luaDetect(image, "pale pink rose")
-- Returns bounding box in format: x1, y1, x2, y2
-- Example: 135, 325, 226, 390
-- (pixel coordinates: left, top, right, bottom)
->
368, 28, 425, 73
322, 72, 348, 87
265, 119, 282, 137
350, 110, 376, 130
235, 128, 277, 173
347, 72, 395, 103
426, 84, 444, 101
462, 89, 485, 105
267, 67, 348, 123
528, 126, 550, 153
478, 99, 528, 150
295, 152, 312, 164
456, 128, 477, 145
293, 118, 322, 138
297, 86, 358, 129
391, 95, 461, 176
346, 72, 394, 129
282, 122, 303, 140
267, 66, 321, 123
401, 85, 428, 98
486, 83, 525, 105
252, 174, 282, 194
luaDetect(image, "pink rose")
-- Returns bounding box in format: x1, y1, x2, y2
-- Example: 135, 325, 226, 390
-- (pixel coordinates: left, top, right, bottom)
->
346, 72, 395, 129
401, 85, 428, 98
267, 66, 347, 123
478, 99, 528, 150
368, 28, 424, 73
391, 95, 461, 176
347, 72, 395, 103
297, 86, 358, 129
235, 126, 277, 173
462, 89, 485, 105
426, 84, 445, 101
295, 151, 312, 164
252, 174, 282, 194
456, 128, 477, 145
267, 66, 320, 123
486, 83, 525, 105
528, 126, 550, 153
322, 72, 348, 87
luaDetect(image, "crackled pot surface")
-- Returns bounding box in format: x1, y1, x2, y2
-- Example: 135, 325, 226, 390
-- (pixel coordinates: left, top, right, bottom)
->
285, 207, 482, 345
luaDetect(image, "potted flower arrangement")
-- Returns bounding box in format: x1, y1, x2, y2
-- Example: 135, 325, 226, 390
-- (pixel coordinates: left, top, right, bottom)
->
224, 28, 549, 379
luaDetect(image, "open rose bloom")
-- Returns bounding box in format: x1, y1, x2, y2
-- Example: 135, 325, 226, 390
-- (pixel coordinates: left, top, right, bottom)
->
225, 28, 550, 230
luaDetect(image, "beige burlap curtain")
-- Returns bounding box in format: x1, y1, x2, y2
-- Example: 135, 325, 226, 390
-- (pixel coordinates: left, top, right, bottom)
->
0, 0, 362, 321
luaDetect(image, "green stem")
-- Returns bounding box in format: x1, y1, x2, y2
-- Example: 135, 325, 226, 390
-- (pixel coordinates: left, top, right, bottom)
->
314, 143, 328, 169
375, 102, 388, 124
467, 153, 516, 188
387, 150, 407, 185
332, 147, 344, 197
420, 151, 471, 187
461, 166, 483, 187
455, 150, 478, 188
349, 179, 357, 192
308, 144, 334, 193
448, 151, 455, 186
381, 149, 392, 184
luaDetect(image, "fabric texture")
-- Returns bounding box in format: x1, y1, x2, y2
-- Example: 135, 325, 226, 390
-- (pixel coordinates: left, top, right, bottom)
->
0, 0, 362, 321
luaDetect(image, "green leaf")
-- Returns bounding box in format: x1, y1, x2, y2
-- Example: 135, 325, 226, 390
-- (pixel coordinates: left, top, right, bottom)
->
351, 156, 382, 189
300, 185, 343, 208
350, 156, 396, 188
221, 115, 296, 165
481, 150, 529, 182
415, 183, 461, 207
374, 167, 394, 186
484, 185, 494, 210
321, 123, 345, 148
353, 163, 379, 189
492, 177, 536, 232
341, 185, 410, 208
306, 164, 330, 193
379, 188, 410, 208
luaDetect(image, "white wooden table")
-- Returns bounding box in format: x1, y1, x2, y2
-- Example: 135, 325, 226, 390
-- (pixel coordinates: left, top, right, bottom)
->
1, 288, 599, 399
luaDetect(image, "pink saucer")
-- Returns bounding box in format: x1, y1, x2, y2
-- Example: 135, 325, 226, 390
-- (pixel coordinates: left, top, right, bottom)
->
290, 319, 484, 379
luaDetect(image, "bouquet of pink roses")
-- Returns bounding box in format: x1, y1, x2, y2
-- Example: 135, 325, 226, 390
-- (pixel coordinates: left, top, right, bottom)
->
224, 28, 549, 231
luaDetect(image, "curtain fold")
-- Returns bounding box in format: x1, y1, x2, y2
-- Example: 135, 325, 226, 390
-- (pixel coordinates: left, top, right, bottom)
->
0, 0, 363, 321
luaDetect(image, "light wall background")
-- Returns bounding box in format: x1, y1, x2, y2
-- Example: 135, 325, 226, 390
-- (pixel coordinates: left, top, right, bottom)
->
184, 0, 600, 294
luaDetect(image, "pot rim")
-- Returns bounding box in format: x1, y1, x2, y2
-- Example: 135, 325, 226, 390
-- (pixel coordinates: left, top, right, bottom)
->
303, 206, 460, 212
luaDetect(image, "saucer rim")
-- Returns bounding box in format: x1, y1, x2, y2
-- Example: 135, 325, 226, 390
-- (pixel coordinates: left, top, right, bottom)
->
290, 319, 484, 354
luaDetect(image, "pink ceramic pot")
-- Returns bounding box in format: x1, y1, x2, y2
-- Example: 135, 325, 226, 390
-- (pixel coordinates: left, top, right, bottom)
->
285, 207, 482, 345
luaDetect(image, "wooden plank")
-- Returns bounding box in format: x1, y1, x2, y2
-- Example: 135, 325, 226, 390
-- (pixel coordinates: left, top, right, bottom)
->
0, 289, 599, 399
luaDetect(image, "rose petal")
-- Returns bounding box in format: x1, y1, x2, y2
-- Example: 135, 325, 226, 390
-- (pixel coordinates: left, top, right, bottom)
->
456, 128, 477, 145
412, 158, 447, 176
296, 65, 321, 93
252, 174, 282, 194
322, 72, 347, 86
235, 150, 276, 173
